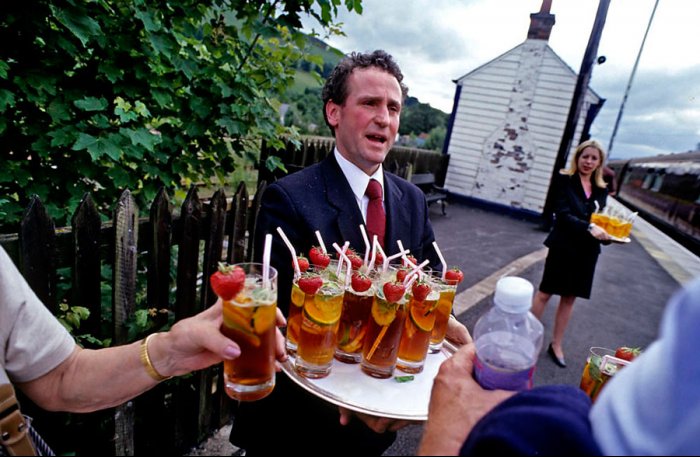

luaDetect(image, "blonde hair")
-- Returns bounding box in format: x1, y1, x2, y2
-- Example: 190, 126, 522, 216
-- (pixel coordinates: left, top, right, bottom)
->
560, 139, 607, 188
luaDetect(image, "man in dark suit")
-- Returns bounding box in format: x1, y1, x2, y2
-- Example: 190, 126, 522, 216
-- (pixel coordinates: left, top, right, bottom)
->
229, 50, 470, 455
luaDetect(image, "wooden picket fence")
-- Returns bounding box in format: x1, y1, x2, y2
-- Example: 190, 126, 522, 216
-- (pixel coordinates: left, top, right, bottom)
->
0, 136, 449, 455
1, 181, 265, 455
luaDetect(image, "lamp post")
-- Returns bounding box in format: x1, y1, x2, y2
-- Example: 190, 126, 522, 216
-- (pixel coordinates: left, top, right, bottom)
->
540, 0, 611, 230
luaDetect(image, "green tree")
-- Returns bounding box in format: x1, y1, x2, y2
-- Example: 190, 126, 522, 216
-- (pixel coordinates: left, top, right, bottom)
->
0, 0, 363, 230
424, 125, 446, 152
399, 97, 448, 136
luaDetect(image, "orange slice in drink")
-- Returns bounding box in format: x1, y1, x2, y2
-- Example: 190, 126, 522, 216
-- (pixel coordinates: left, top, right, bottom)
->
223, 304, 260, 347
410, 304, 436, 332
305, 290, 343, 325
371, 300, 397, 326
252, 304, 276, 334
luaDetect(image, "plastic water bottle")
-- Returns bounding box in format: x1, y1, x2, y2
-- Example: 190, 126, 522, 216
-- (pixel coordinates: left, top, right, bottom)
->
473, 276, 544, 391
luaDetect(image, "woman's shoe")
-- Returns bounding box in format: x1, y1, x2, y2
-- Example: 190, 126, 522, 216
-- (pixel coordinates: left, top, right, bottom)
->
547, 343, 567, 368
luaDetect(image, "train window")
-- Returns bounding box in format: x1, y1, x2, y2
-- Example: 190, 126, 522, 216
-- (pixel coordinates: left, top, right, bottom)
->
651, 174, 664, 192
642, 172, 655, 189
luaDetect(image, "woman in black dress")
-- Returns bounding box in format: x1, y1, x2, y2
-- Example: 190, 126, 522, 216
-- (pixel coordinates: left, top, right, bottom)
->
532, 140, 611, 367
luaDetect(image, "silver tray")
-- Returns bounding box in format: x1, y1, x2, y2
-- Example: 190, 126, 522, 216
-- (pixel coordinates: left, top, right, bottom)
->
281, 341, 457, 421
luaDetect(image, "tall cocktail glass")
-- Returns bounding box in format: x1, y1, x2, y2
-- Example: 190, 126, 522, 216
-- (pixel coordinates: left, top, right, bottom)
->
429, 274, 458, 353
335, 270, 376, 364
397, 279, 439, 373
361, 269, 407, 379
222, 263, 278, 401
579, 346, 629, 402
294, 276, 345, 379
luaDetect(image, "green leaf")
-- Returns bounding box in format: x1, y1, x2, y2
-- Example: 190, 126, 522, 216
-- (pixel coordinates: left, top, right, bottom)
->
394, 375, 415, 383
83, 136, 122, 161
72, 133, 99, 152
74, 97, 108, 112
51, 5, 103, 47
135, 309, 149, 328
0, 61, 9, 79
122, 127, 161, 151
47, 99, 71, 122
0, 89, 15, 112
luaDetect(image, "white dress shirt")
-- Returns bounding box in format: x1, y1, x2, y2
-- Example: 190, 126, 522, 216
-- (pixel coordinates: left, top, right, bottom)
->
333, 148, 384, 224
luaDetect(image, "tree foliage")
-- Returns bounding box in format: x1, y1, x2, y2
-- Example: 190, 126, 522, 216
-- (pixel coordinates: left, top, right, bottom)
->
0, 0, 362, 230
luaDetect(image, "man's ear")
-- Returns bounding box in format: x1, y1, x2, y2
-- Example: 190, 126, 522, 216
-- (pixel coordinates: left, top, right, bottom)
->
325, 100, 340, 128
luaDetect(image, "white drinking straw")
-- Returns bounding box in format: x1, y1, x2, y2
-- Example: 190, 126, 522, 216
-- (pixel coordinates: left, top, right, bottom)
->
315, 230, 327, 254
359, 224, 371, 267
277, 226, 301, 278
396, 240, 412, 266
402, 259, 430, 285
377, 242, 389, 272
368, 235, 379, 272
385, 249, 409, 268
432, 241, 448, 281
332, 242, 353, 287
262, 233, 272, 290
336, 241, 349, 276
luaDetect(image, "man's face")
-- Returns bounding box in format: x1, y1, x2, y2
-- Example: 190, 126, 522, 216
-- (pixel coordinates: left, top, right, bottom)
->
325, 67, 402, 176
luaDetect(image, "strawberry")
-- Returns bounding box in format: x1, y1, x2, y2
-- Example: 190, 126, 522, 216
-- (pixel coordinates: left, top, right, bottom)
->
298, 273, 323, 295
412, 280, 431, 302
445, 267, 465, 285
375, 250, 384, 266
347, 252, 364, 270
351, 271, 372, 293
614, 346, 641, 362
383, 281, 406, 303
309, 246, 331, 269
210, 262, 246, 300
403, 254, 417, 267
396, 267, 410, 283
296, 255, 310, 273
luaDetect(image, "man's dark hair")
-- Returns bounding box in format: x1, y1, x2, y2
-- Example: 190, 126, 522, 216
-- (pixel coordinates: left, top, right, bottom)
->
321, 50, 409, 132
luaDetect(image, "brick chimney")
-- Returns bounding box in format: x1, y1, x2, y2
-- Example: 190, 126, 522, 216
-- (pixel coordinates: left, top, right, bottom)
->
528, 0, 556, 40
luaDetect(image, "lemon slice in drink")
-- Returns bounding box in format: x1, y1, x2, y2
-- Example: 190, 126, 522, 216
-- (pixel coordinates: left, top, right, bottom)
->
371, 300, 397, 326
222, 306, 261, 347
291, 284, 305, 307
252, 304, 276, 334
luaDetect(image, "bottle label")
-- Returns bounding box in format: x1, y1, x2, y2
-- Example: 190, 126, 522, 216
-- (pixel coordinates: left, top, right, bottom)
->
474, 354, 535, 391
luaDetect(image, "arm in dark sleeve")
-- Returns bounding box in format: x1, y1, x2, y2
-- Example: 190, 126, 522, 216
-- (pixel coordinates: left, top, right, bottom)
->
552, 175, 589, 235
253, 183, 303, 317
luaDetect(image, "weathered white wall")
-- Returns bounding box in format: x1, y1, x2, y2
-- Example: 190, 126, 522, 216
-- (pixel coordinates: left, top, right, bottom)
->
445, 39, 600, 213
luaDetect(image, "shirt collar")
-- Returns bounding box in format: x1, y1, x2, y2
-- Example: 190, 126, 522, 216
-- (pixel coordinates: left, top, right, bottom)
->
334, 148, 384, 201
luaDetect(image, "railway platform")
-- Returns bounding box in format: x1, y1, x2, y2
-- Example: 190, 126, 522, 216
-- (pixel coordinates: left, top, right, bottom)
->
188, 197, 700, 456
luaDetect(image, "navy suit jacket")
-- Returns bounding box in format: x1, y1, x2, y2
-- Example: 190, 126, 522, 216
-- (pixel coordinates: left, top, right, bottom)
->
253, 153, 440, 316
545, 173, 608, 256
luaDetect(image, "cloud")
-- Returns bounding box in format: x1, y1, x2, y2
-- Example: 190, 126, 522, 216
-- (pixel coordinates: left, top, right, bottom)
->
303, 0, 700, 159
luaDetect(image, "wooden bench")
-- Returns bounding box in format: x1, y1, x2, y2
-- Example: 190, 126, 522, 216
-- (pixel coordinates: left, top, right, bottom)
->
411, 173, 448, 215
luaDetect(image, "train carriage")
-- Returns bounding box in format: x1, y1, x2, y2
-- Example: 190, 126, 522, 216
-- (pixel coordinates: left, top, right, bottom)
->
608, 151, 700, 256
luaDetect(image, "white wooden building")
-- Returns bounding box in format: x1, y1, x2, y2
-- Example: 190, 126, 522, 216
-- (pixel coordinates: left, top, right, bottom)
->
443, 0, 603, 215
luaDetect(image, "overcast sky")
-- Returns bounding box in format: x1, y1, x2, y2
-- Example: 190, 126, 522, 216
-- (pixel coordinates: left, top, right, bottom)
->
303, 0, 700, 160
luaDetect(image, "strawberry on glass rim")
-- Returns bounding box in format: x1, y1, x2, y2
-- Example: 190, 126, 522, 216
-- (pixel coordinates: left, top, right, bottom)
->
445, 267, 465, 285
210, 262, 246, 301
309, 246, 331, 269
351, 271, 372, 293
295, 255, 310, 273
298, 272, 323, 295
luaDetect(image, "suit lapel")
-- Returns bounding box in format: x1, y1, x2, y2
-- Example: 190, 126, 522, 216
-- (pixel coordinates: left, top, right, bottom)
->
384, 172, 408, 256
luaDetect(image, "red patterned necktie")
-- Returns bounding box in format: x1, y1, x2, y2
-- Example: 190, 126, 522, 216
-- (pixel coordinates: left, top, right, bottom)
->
365, 179, 386, 248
